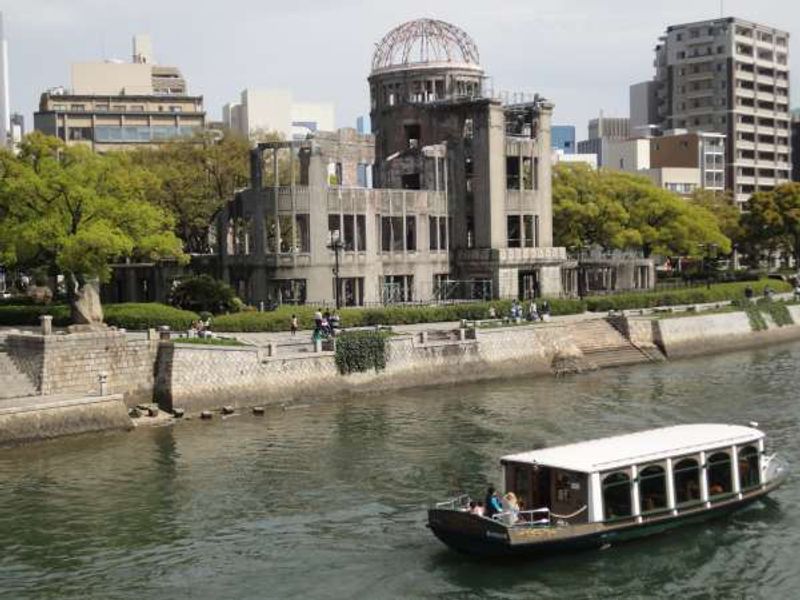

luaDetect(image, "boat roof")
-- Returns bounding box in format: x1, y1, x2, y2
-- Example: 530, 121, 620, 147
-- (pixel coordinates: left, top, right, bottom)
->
500, 424, 764, 473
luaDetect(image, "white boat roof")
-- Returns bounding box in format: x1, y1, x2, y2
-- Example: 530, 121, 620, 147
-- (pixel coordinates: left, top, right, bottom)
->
501, 424, 764, 473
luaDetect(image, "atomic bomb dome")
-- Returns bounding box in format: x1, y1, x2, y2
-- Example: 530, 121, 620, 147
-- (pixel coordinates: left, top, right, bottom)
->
371, 18, 482, 74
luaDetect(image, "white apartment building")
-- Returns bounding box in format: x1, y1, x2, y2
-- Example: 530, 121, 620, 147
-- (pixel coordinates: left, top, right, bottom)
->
223, 89, 334, 140
646, 17, 791, 206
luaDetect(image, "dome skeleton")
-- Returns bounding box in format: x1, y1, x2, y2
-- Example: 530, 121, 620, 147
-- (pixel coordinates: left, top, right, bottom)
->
371, 19, 481, 72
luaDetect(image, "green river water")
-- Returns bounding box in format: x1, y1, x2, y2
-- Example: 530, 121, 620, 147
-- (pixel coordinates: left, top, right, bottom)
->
0, 342, 798, 599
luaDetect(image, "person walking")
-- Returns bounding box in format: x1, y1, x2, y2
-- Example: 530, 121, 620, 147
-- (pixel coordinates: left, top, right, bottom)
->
290, 314, 298, 336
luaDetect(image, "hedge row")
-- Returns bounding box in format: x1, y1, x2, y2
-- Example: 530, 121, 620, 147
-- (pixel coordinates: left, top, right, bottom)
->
583, 280, 791, 312
0, 303, 198, 330
211, 298, 587, 332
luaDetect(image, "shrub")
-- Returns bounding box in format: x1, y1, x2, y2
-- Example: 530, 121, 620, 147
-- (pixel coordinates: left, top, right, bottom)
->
0, 304, 70, 326
174, 336, 244, 346
334, 330, 390, 374
211, 298, 587, 332
169, 275, 240, 315
585, 280, 791, 312
103, 303, 199, 330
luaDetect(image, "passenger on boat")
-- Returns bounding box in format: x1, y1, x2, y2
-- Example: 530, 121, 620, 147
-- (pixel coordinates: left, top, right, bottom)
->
484, 487, 503, 518
467, 501, 485, 517
501, 492, 521, 525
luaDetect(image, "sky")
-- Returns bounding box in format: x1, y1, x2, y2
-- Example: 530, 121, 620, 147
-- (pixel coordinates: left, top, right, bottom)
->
3, 0, 799, 140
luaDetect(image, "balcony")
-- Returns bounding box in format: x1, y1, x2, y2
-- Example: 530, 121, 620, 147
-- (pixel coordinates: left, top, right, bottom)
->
455, 247, 567, 265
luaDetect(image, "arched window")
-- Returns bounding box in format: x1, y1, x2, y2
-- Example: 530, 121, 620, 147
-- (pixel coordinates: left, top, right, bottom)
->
707, 451, 733, 497
602, 472, 632, 520
673, 458, 701, 505
639, 465, 668, 513
738, 445, 760, 490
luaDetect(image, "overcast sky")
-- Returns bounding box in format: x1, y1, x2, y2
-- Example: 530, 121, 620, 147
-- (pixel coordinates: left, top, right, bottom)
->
4, 0, 799, 139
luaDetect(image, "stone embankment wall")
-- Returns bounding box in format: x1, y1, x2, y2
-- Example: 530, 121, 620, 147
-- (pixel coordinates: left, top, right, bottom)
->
5, 330, 158, 405
620, 306, 800, 358
156, 324, 584, 413
0, 394, 132, 447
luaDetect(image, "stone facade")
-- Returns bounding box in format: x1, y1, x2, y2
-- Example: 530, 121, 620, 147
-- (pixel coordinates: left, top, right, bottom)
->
156, 324, 584, 413
5, 330, 159, 406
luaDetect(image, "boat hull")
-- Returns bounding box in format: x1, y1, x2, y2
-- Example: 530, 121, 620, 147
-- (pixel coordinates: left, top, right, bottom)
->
428, 483, 781, 558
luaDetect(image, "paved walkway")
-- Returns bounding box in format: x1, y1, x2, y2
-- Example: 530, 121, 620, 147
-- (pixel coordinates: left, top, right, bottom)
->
221, 310, 604, 350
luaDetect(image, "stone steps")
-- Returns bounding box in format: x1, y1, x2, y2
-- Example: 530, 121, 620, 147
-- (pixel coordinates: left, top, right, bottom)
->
567, 319, 656, 369
0, 351, 38, 399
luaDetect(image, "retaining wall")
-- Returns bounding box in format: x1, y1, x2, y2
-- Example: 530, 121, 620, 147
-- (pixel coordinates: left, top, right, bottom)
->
5, 330, 158, 406
0, 394, 132, 447
156, 324, 582, 413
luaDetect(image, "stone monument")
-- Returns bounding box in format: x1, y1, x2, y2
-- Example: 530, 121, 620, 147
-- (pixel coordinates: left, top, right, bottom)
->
68, 280, 107, 332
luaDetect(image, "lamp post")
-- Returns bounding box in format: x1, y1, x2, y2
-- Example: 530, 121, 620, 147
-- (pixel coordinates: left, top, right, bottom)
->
570, 245, 585, 300
327, 232, 344, 309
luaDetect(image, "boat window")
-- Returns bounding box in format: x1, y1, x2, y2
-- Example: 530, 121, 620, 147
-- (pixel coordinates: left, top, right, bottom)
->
707, 452, 733, 497
738, 445, 760, 489
673, 458, 701, 505
602, 472, 632, 520
639, 465, 668, 512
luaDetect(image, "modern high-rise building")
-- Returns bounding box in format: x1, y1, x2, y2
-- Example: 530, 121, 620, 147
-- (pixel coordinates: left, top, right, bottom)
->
792, 108, 800, 182
223, 90, 335, 140
0, 12, 10, 148
642, 17, 791, 206
551, 125, 576, 154
34, 35, 204, 151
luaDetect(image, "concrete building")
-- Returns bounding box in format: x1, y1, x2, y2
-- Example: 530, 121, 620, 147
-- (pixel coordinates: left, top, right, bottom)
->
630, 80, 659, 137
645, 167, 701, 196
576, 114, 630, 166
792, 108, 800, 181
0, 12, 10, 148
223, 90, 335, 140
9, 112, 22, 145
650, 130, 726, 192
604, 138, 651, 172
551, 125, 576, 154
214, 19, 571, 306
34, 35, 204, 151
646, 17, 791, 206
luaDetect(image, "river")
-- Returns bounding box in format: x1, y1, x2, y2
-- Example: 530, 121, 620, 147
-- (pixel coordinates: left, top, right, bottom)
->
1, 342, 798, 599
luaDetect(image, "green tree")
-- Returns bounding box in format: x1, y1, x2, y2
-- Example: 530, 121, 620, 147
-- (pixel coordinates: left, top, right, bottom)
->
689, 189, 744, 247
741, 183, 800, 266
552, 163, 731, 258
0, 132, 186, 317
131, 130, 250, 253
169, 274, 239, 314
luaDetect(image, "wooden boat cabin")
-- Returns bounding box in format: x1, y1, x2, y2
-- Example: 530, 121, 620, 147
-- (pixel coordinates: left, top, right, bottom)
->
428, 424, 787, 556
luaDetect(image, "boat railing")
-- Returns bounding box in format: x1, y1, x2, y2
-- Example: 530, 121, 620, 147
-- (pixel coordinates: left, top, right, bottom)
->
494, 507, 552, 528
434, 494, 472, 510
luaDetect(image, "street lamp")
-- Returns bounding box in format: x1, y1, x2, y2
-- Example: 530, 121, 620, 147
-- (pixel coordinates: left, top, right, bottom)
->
327, 231, 344, 309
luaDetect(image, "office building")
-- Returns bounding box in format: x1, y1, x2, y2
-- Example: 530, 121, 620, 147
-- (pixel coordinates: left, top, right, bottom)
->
577, 114, 630, 166
551, 125, 576, 154
9, 112, 22, 145
645, 17, 791, 206
223, 90, 334, 140
0, 12, 10, 148
792, 109, 800, 181
629, 80, 659, 137
34, 35, 204, 151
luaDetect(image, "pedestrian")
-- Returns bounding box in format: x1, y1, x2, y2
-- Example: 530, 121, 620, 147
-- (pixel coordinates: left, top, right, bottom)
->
488, 306, 497, 319
744, 285, 754, 300
290, 314, 298, 336
484, 485, 503, 519
794, 283, 800, 302
528, 300, 539, 322
542, 300, 551, 320
314, 308, 323, 329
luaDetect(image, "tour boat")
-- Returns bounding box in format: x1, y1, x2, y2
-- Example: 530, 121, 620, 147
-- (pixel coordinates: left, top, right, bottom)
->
428, 423, 788, 557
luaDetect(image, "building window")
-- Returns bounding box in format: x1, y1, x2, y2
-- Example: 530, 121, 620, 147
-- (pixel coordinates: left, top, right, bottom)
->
68, 127, 93, 141
429, 216, 438, 250
523, 215, 534, 248
69, 104, 85, 112
382, 275, 413, 303
506, 156, 520, 189
381, 216, 404, 252
506, 215, 521, 248
275, 279, 307, 305
169, 105, 183, 113
405, 215, 416, 251
337, 277, 364, 307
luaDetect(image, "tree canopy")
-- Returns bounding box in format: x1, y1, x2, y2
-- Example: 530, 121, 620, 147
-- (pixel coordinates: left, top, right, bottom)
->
741, 183, 800, 265
130, 130, 250, 253
552, 163, 731, 257
0, 132, 186, 291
